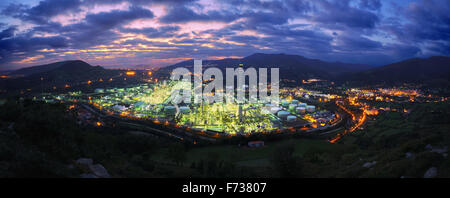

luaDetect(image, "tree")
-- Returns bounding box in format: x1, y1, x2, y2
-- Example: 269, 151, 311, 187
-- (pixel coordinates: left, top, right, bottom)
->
270, 143, 302, 177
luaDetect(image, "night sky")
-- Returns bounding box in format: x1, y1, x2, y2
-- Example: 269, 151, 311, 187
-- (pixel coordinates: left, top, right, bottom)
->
0, 0, 449, 70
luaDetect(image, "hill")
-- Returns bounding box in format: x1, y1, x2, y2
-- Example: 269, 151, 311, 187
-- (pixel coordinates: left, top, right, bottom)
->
10, 60, 93, 77
0, 60, 121, 94
346, 56, 450, 85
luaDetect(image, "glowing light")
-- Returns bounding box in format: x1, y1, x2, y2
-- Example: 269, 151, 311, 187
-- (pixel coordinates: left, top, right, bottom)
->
126, 71, 136, 76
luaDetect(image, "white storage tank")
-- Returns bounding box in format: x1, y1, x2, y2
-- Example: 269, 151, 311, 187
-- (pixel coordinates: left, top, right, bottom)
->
164, 106, 176, 115
287, 115, 297, 122
271, 106, 282, 113
296, 107, 306, 114
179, 106, 190, 114
277, 111, 290, 119
298, 103, 307, 107
306, 105, 315, 112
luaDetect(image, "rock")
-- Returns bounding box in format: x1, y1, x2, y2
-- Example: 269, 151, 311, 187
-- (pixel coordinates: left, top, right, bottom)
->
424, 167, 437, 178
80, 173, 99, 178
363, 161, 377, 168
430, 146, 448, 154
75, 158, 111, 178
76, 158, 93, 166
405, 152, 414, 159
89, 164, 111, 178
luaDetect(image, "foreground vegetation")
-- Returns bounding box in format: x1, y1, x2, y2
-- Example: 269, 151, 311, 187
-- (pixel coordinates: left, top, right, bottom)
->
0, 99, 449, 178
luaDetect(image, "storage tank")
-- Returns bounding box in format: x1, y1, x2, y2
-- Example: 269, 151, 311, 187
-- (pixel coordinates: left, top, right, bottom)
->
291, 99, 299, 104
164, 106, 176, 115
298, 103, 307, 107
289, 104, 297, 111
287, 115, 297, 122
296, 107, 306, 114
306, 105, 315, 112
271, 106, 281, 113
179, 106, 190, 114
277, 111, 290, 119
282, 101, 290, 107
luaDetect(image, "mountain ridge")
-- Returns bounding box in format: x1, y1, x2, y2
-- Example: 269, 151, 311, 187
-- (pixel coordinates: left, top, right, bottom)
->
11, 60, 99, 77
346, 56, 450, 84
157, 53, 374, 81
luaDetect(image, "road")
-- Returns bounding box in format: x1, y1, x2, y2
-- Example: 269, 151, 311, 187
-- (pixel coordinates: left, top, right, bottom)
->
329, 100, 367, 143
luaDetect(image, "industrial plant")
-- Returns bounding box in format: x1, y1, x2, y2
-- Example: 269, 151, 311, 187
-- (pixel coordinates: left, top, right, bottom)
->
39, 79, 340, 136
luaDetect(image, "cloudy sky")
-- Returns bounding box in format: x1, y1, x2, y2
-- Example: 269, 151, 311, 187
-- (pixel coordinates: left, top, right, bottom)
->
0, 0, 448, 70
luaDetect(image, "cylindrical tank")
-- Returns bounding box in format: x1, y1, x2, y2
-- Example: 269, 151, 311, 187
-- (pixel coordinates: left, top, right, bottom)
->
289, 104, 297, 111
277, 111, 290, 119
287, 115, 297, 122
298, 103, 307, 107
271, 106, 281, 113
164, 106, 176, 115
296, 107, 306, 114
179, 106, 190, 114
306, 105, 315, 112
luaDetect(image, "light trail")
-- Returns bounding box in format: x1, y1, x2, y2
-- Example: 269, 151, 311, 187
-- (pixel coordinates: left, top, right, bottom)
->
329, 100, 367, 143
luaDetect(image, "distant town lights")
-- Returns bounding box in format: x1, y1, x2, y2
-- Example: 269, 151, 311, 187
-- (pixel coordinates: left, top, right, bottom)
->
126, 71, 136, 76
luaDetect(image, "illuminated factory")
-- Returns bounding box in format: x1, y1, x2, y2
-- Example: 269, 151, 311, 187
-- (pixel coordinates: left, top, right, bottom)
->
38, 78, 338, 135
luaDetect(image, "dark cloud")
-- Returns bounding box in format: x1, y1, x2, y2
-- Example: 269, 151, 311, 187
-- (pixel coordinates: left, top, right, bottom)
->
160, 4, 236, 23
336, 35, 382, 51
243, 11, 290, 27
85, 6, 154, 28
314, 0, 379, 29
404, 0, 450, 41
382, 0, 450, 56
0, 26, 16, 40
0, 35, 68, 64
119, 26, 180, 38
359, 0, 382, 11
2, 0, 82, 24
